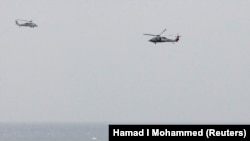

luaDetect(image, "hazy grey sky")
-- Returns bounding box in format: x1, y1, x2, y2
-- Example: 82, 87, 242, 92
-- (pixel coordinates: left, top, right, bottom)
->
1, 0, 250, 124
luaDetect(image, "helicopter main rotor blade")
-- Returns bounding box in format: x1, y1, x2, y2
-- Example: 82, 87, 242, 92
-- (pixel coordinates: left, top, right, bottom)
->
159, 29, 167, 36
16, 19, 32, 22
143, 34, 157, 36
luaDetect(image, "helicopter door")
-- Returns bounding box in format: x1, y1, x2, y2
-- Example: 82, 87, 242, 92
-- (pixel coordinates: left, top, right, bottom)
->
157, 37, 161, 41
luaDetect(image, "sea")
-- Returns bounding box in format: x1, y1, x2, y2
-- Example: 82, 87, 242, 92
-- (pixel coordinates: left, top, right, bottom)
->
0, 123, 108, 141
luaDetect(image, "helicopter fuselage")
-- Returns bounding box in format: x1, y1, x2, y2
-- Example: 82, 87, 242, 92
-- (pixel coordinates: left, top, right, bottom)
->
16, 20, 37, 28
149, 36, 179, 44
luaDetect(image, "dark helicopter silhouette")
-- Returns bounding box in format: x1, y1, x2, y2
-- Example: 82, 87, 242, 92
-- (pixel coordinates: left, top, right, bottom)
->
144, 29, 180, 44
15, 19, 37, 28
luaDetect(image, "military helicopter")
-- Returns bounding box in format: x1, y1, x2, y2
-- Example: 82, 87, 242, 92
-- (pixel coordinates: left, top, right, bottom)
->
15, 19, 38, 28
144, 29, 180, 44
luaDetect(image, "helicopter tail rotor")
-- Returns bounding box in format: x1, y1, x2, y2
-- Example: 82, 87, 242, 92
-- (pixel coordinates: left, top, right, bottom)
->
175, 33, 181, 42
15, 20, 20, 26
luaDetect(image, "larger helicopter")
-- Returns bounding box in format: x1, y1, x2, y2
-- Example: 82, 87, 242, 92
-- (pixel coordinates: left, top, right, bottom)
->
144, 29, 180, 44
15, 19, 37, 28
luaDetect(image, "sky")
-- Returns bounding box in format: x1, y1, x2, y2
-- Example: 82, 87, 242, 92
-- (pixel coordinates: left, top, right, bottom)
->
0, 0, 250, 124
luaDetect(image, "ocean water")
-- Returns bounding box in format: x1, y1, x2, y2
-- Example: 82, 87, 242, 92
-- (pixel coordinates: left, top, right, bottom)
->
0, 123, 108, 141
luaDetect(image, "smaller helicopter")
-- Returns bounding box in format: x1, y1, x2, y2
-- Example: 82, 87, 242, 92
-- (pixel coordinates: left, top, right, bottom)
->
144, 29, 180, 44
15, 19, 38, 28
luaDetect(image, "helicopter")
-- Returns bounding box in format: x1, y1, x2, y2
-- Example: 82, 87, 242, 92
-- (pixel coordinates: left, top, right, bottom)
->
144, 29, 180, 44
15, 19, 38, 28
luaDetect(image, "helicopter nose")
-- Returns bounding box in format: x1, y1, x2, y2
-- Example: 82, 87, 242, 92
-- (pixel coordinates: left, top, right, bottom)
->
149, 39, 154, 42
